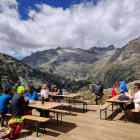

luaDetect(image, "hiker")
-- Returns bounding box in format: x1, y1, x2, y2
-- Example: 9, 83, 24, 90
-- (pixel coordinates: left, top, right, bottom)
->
0, 87, 12, 125
39, 84, 50, 117
51, 87, 62, 102
94, 81, 104, 105
125, 83, 140, 121
9, 86, 29, 116
112, 83, 123, 97
24, 85, 38, 126
118, 80, 128, 110
41, 84, 50, 101
118, 80, 128, 94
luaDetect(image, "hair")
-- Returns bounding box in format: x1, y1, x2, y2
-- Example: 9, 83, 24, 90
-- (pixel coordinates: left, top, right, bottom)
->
4, 87, 11, 94
134, 83, 140, 89
28, 85, 34, 90
118, 79, 123, 82
114, 82, 120, 88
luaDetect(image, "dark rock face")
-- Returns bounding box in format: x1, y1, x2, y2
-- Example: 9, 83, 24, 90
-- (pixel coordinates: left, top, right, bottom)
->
0, 53, 64, 93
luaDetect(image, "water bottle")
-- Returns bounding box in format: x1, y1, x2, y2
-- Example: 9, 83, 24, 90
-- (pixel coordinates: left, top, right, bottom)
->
41, 96, 44, 104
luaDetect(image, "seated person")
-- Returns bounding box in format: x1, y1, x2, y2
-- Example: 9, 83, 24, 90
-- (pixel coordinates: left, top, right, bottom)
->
94, 81, 104, 105
50, 87, 63, 101
0, 87, 12, 114
0, 87, 12, 125
40, 84, 50, 117
24, 85, 38, 126
125, 83, 140, 121
24, 85, 38, 101
41, 84, 50, 102
112, 83, 123, 97
9, 86, 29, 116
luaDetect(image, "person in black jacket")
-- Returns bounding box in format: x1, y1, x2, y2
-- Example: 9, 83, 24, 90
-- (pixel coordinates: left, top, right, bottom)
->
9, 86, 29, 116
94, 81, 104, 105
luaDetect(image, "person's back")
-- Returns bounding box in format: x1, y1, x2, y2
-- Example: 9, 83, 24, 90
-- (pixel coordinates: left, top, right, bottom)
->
118, 81, 128, 93
10, 93, 29, 116
0, 87, 12, 113
94, 81, 103, 95
41, 84, 49, 98
94, 81, 104, 105
10, 86, 29, 116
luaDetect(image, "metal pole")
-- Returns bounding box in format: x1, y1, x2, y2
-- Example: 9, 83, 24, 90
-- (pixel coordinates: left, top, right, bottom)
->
36, 121, 38, 137
124, 103, 126, 123
112, 102, 114, 120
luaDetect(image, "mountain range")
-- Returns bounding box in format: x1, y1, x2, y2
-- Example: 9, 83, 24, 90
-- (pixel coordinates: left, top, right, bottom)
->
1, 37, 140, 93
21, 37, 140, 88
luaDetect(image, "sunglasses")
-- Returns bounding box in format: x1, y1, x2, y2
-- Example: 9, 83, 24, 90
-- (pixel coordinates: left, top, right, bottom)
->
134, 86, 138, 89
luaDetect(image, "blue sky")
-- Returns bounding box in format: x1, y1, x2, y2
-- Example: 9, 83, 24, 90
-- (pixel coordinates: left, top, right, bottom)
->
0, 0, 140, 60
17, 0, 97, 20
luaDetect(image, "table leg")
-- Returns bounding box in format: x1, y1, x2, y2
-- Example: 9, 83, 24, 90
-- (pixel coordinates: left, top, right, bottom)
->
57, 113, 59, 126
105, 109, 107, 120
124, 103, 126, 123
139, 112, 140, 124
74, 97, 76, 111
112, 102, 114, 120
36, 121, 38, 137
54, 110, 55, 129
1, 114, 4, 127
83, 102, 85, 112
69, 98, 71, 113
132, 112, 134, 123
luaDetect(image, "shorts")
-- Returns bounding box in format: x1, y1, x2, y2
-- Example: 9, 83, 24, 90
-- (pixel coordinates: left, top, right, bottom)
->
95, 93, 104, 96
125, 103, 135, 110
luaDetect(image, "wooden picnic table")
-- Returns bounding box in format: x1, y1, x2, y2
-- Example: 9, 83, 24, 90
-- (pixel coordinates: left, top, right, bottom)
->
107, 94, 134, 123
48, 93, 81, 111
28, 101, 62, 110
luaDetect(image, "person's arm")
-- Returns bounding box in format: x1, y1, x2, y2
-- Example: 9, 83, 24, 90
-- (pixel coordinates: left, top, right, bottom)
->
56, 92, 62, 95
118, 84, 123, 92
114, 88, 123, 94
20, 96, 29, 106
24, 93, 28, 98
32, 92, 39, 100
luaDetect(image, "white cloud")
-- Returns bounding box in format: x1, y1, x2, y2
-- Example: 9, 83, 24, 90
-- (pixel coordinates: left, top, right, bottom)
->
0, 0, 140, 57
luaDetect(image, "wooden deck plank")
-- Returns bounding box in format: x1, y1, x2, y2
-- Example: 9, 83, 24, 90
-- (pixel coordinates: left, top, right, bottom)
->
4, 104, 140, 140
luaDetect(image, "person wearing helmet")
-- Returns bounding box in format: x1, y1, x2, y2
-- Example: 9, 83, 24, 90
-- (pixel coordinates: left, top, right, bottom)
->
9, 86, 29, 116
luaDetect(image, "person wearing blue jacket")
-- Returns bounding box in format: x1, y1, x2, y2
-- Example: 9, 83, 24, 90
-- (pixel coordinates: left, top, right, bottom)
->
118, 80, 128, 111
118, 80, 128, 94
24, 85, 38, 126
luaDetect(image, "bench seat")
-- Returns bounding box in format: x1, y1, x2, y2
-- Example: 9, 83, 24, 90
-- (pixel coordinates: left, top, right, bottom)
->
98, 102, 112, 110
99, 102, 112, 120
5, 114, 50, 137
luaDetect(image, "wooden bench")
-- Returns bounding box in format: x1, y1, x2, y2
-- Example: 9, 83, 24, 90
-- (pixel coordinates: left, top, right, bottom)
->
70, 99, 90, 111
5, 114, 50, 137
98, 102, 112, 120
50, 109, 69, 126
130, 109, 140, 123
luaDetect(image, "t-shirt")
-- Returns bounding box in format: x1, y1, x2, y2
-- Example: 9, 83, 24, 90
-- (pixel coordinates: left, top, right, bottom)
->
0, 93, 12, 112
112, 87, 117, 97
24, 91, 39, 101
41, 90, 49, 97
